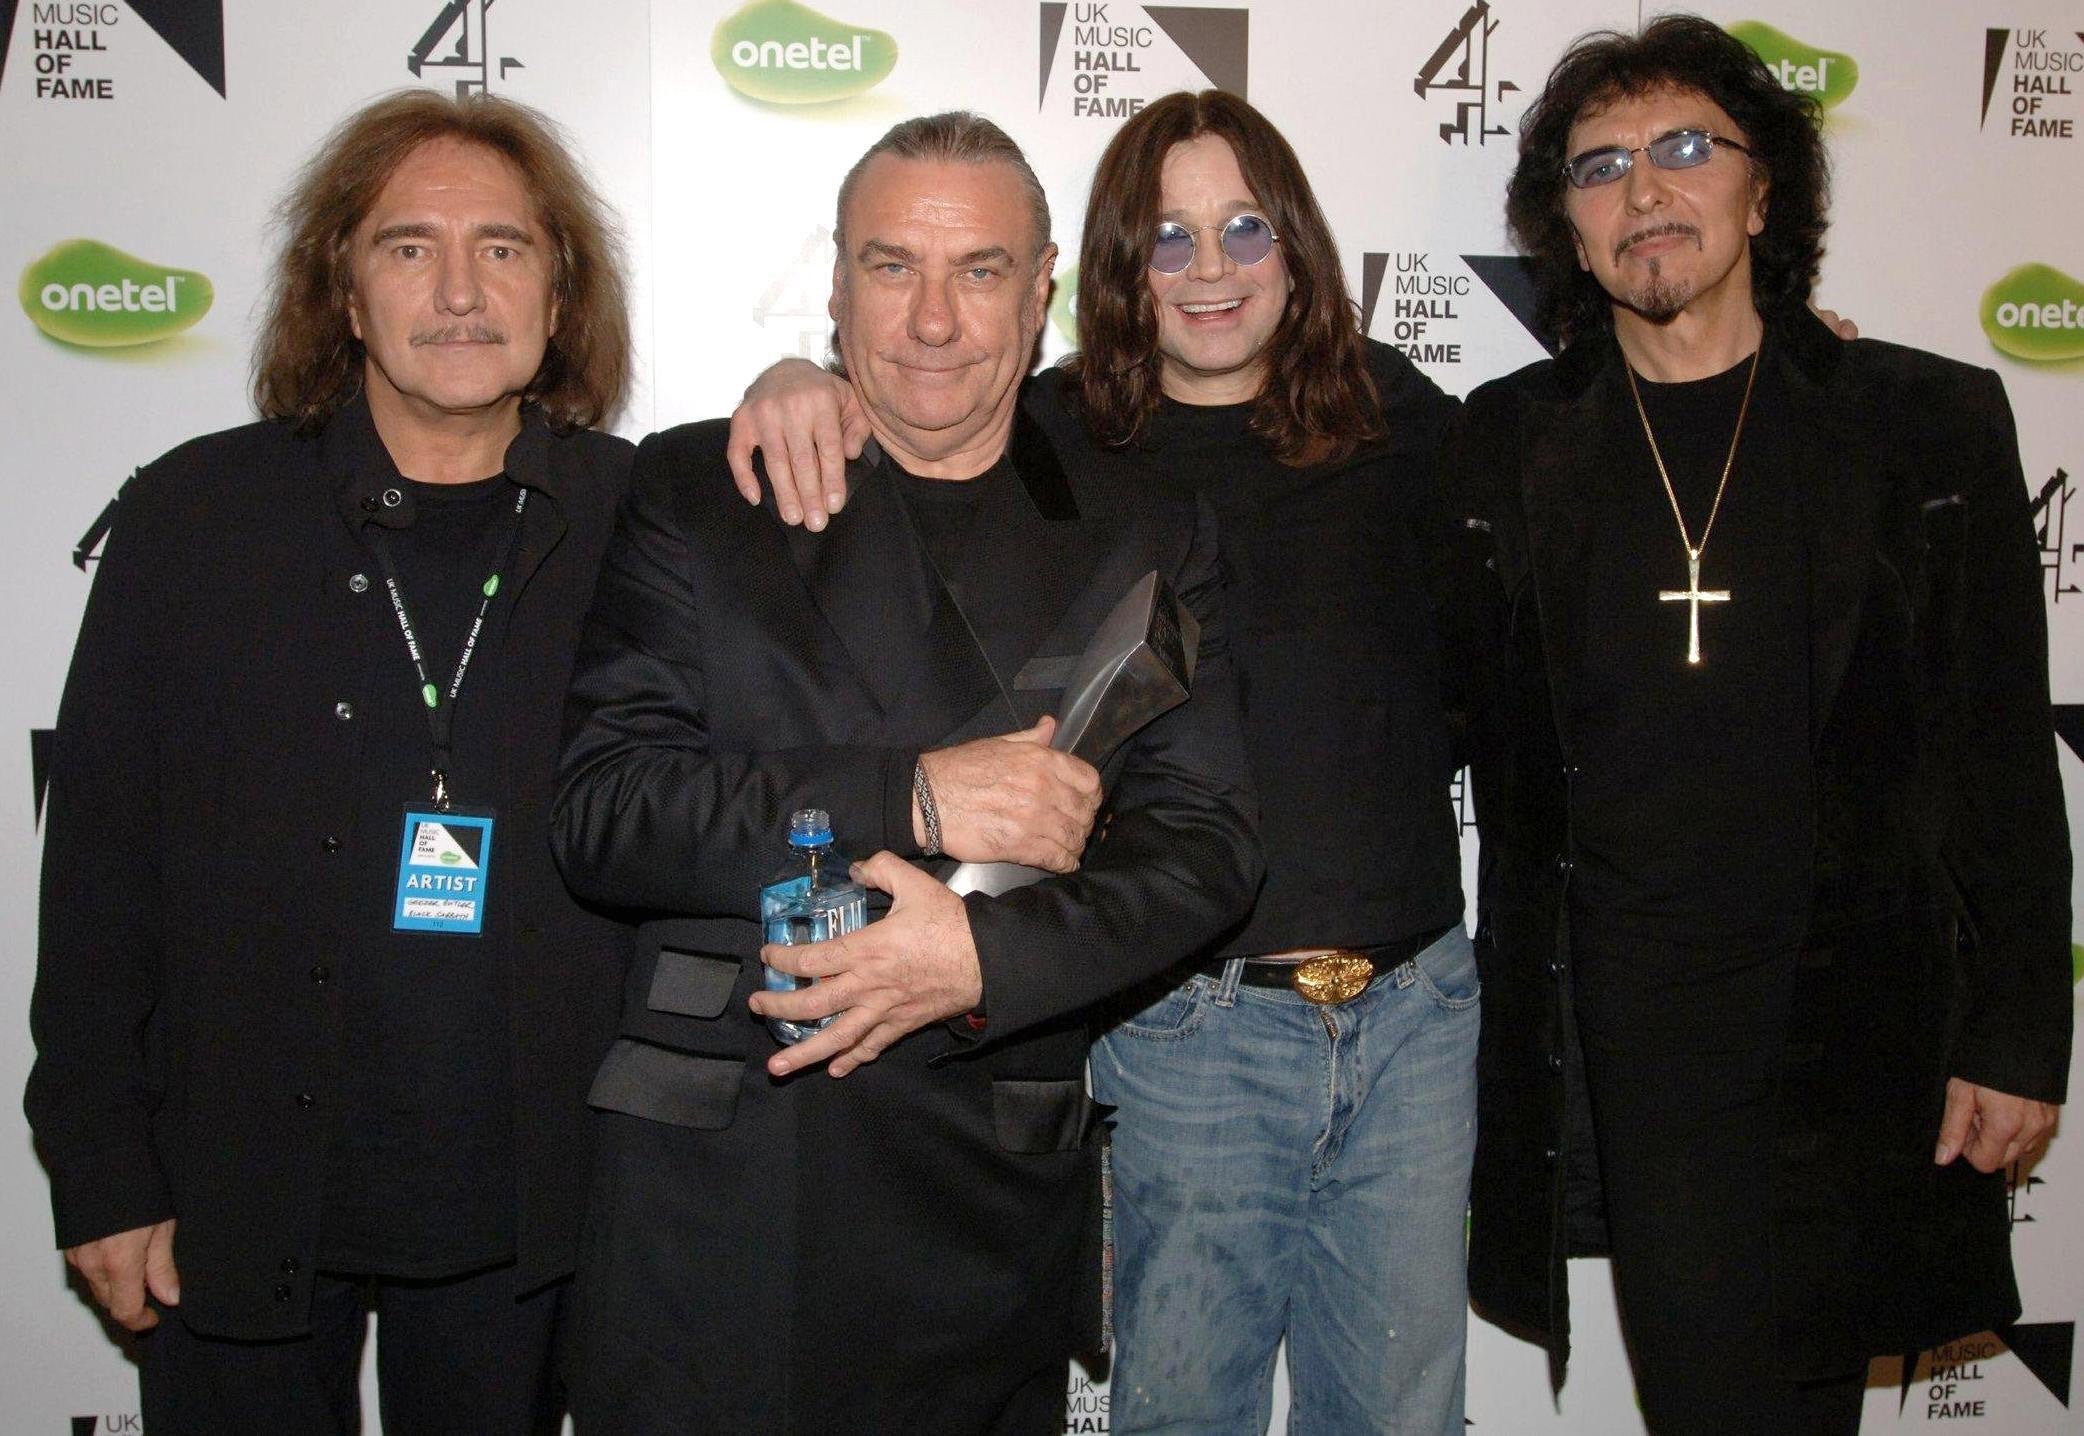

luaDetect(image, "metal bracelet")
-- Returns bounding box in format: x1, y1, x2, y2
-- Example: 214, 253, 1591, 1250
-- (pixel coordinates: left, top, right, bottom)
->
913, 759, 943, 857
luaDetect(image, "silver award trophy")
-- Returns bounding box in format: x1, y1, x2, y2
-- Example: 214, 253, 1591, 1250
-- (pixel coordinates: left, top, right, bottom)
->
946, 570, 1199, 897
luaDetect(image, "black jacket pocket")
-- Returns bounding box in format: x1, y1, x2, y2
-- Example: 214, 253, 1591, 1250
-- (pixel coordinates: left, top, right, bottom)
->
588, 1039, 744, 1130
646, 948, 742, 1020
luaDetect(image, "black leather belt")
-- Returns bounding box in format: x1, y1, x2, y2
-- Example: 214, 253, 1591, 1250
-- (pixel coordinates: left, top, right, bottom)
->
1197, 924, 1455, 1005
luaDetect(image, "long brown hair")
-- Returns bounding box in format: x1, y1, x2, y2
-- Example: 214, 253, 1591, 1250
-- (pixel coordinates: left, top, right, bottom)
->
252, 89, 631, 433
1065, 90, 1379, 465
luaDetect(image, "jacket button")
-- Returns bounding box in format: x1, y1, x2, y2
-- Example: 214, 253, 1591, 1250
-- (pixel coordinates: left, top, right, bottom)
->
1553, 856, 1574, 876
296, 1092, 316, 1109
381, 488, 403, 509
309, 964, 331, 985
334, 702, 354, 721
321, 836, 342, 853
1544, 959, 1565, 978
1548, 1052, 1564, 1073
348, 572, 369, 594
274, 1283, 293, 1302
360, 496, 378, 513
281, 1257, 299, 1275
1543, 1147, 1559, 1164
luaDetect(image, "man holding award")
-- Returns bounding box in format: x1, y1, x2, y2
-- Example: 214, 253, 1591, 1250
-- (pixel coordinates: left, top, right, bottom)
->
550, 112, 1259, 1434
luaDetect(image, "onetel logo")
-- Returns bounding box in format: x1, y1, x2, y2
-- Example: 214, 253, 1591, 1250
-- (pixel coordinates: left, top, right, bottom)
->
1727, 22, 1858, 109
19, 239, 212, 348
1981, 263, 2084, 362
712, 0, 897, 104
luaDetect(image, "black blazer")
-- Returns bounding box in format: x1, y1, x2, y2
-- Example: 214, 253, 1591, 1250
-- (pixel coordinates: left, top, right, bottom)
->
1438, 309, 2072, 1378
27, 399, 633, 1338
550, 379, 1260, 1412
554, 383, 1261, 1072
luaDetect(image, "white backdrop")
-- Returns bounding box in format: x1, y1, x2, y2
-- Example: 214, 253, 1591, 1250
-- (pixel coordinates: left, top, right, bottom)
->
3, 2, 2079, 1432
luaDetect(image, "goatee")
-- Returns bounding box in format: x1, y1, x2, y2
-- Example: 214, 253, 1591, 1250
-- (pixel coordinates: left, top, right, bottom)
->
1627, 260, 1692, 324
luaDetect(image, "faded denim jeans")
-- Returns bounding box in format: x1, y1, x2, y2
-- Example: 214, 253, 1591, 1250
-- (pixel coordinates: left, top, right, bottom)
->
1092, 925, 1480, 1434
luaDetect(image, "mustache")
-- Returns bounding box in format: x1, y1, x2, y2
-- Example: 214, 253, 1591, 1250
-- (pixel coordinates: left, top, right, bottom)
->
410, 324, 507, 346
1614, 223, 1701, 261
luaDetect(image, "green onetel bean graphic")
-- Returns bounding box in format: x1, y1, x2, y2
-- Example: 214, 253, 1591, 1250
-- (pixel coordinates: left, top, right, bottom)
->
1727, 22, 1859, 109
712, 0, 897, 104
422, 684, 440, 709
19, 239, 213, 347
1981, 264, 2084, 363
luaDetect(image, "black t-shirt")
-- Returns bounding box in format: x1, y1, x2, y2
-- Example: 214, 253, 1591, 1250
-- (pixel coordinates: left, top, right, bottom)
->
1567, 352, 1815, 974
319, 473, 521, 1277
894, 456, 1010, 599
1130, 387, 1464, 955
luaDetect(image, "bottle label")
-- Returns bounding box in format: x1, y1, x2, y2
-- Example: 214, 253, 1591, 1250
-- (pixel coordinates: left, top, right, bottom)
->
758, 874, 866, 1040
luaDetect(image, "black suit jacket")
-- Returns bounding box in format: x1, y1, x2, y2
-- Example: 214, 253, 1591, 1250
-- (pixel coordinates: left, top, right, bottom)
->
28, 399, 633, 1337
550, 378, 1260, 1427
1439, 309, 2072, 1378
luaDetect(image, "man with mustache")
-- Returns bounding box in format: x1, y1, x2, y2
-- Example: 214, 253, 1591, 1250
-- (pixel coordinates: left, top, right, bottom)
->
1441, 16, 2069, 1431
28, 90, 633, 1432
551, 112, 1258, 1433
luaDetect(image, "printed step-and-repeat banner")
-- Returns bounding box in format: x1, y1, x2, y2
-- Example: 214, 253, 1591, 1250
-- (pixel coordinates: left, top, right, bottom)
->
2, 2, 2079, 1431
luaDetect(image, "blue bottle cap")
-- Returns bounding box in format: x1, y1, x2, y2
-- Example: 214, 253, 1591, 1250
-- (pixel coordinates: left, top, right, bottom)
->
788, 809, 833, 846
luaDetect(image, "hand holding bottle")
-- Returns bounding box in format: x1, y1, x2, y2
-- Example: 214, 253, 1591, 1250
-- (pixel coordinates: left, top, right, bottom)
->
751, 851, 984, 1079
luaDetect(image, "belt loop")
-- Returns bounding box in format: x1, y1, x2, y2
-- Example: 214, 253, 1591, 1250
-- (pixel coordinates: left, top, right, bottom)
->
1213, 957, 1245, 1007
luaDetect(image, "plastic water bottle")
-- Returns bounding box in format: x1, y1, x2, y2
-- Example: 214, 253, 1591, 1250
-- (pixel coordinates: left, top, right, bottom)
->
759, 808, 867, 1045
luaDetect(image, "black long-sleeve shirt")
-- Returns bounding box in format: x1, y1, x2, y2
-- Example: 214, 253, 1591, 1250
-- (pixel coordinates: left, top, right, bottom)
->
1083, 345, 1465, 956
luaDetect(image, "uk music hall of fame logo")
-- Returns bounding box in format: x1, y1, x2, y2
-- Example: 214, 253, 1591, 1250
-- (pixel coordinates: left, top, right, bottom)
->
408, 0, 524, 97
1982, 27, 2082, 140
1883, 1165, 2073, 1420
0, 1, 224, 102
1412, 1, 1517, 145
1359, 250, 1550, 370
1037, 4, 1249, 118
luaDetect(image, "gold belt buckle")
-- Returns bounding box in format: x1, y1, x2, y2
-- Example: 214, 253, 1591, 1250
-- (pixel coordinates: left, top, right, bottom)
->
1290, 950, 1375, 1005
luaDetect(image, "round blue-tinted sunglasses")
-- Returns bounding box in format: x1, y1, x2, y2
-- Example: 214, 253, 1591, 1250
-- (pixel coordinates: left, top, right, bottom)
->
1149, 213, 1281, 274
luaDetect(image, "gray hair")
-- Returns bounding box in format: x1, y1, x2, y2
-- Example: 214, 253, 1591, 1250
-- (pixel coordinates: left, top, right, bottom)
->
833, 111, 1052, 263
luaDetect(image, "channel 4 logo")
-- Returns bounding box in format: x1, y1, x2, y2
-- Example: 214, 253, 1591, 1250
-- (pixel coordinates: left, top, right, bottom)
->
407, 0, 524, 96
1413, 1, 1519, 144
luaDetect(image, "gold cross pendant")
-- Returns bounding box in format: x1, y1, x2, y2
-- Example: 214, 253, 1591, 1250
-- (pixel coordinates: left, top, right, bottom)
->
1658, 548, 1730, 666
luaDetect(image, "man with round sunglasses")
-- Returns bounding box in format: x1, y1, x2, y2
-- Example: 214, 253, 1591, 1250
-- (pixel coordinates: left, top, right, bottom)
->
1147, 210, 1280, 272
1439, 16, 2067, 1433
726, 90, 1476, 1434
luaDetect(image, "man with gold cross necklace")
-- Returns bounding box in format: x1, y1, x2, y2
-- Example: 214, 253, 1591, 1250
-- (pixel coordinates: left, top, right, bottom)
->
1438, 16, 2070, 1434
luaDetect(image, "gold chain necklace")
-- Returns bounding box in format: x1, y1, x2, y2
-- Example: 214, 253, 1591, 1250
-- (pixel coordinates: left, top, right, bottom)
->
1624, 343, 1762, 666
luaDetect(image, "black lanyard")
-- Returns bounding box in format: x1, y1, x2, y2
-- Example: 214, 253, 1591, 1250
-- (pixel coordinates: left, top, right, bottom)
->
365, 485, 529, 809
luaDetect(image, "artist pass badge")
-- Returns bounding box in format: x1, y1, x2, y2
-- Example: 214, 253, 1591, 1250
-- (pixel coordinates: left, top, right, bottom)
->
393, 807, 495, 934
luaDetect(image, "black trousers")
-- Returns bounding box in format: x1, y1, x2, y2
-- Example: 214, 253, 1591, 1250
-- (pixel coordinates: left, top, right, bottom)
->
1573, 932, 1867, 1435
137, 1264, 565, 1436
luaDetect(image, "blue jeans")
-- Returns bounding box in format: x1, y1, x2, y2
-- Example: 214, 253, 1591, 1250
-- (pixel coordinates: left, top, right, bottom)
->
1091, 926, 1479, 1435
